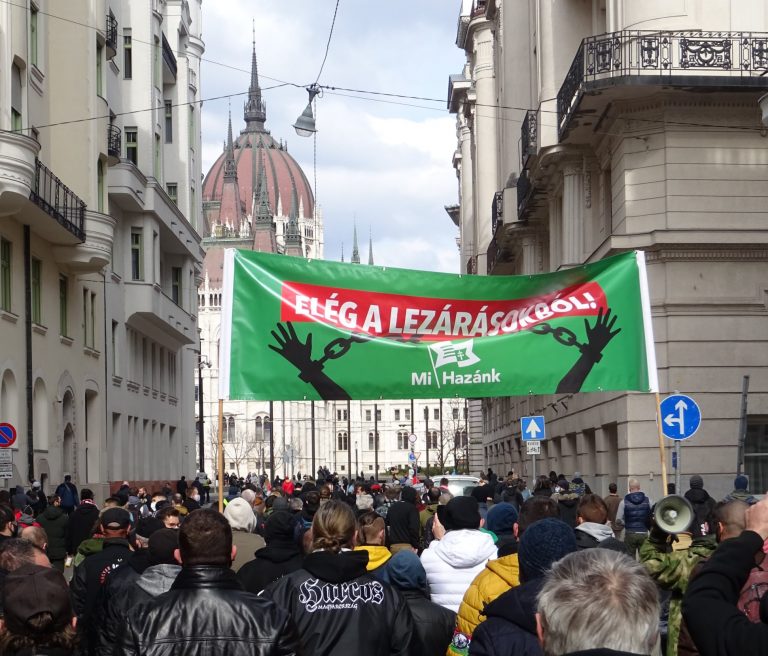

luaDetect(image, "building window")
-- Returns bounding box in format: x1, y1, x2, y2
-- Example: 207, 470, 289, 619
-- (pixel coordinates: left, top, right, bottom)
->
125, 128, 137, 165
123, 32, 132, 78
30, 6, 39, 68
96, 43, 103, 96
31, 257, 41, 324
453, 407, 459, 420
365, 409, 371, 422
194, 384, 199, 402
394, 409, 400, 421
130, 228, 142, 280
90, 292, 96, 348
337, 432, 348, 451
405, 408, 411, 421
154, 134, 161, 178
153, 36, 160, 88
376, 409, 381, 421
745, 419, 768, 494
171, 267, 181, 305
97, 160, 104, 212
188, 107, 195, 145
336, 409, 342, 422
428, 431, 438, 449
434, 408, 439, 420
111, 320, 118, 374
11, 65, 22, 132
455, 430, 468, 448
166, 183, 177, 204
368, 431, 379, 451
59, 275, 68, 336
397, 431, 408, 450
168, 352, 176, 394
165, 101, 173, 143
0, 239, 11, 311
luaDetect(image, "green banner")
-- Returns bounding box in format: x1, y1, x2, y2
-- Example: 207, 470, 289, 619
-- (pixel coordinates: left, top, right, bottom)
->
220, 250, 657, 401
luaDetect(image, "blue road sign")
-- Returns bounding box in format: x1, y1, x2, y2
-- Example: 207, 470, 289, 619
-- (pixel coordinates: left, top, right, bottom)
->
521, 416, 545, 441
0, 423, 16, 448
407, 450, 416, 462
660, 394, 701, 440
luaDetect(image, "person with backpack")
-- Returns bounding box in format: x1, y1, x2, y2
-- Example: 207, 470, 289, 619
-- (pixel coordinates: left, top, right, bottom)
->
55, 475, 79, 515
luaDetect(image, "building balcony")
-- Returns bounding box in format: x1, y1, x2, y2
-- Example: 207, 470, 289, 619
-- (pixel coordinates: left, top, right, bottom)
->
107, 124, 121, 165
125, 281, 195, 347
465, 255, 477, 274
0, 131, 39, 218
162, 33, 177, 83
53, 210, 115, 273
557, 30, 768, 141
105, 12, 118, 60
521, 109, 538, 169
486, 229, 516, 276
28, 158, 86, 244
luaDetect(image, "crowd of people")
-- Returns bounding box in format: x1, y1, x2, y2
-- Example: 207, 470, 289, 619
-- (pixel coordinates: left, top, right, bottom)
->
0, 468, 766, 655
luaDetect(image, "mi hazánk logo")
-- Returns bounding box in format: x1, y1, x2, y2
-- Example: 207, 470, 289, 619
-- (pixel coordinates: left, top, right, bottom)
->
411, 339, 501, 388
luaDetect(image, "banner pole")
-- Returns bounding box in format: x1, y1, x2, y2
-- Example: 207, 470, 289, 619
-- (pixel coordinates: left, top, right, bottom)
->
654, 391, 669, 497
217, 398, 224, 513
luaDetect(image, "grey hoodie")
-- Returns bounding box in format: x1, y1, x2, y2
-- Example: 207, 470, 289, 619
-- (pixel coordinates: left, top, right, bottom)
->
574, 521, 614, 549
136, 563, 181, 596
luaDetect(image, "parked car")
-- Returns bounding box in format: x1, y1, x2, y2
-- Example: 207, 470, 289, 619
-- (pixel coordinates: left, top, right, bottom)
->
441, 475, 481, 498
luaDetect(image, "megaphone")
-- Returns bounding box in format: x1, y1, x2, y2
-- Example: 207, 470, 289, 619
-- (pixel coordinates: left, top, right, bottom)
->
653, 495, 694, 534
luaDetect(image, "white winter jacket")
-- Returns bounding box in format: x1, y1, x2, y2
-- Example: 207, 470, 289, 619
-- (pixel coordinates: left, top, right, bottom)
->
420, 529, 497, 612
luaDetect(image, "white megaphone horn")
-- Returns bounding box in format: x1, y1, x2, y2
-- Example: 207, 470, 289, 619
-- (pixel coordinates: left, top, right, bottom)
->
653, 495, 695, 534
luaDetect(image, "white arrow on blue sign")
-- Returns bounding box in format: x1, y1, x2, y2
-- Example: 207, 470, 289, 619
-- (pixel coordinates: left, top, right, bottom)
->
660, 394, 701, 441
521, 416, 545, 441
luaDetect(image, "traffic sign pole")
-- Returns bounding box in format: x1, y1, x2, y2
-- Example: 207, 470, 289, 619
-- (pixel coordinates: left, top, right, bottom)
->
654, 392, 669, 497
675, 441, 681, 494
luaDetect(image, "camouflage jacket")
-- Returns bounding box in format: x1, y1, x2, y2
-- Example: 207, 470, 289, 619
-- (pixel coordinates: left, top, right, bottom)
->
640, 534, 717, 656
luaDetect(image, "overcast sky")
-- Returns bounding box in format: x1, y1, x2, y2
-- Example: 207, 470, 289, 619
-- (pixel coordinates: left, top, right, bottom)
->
200, 1, 466, 273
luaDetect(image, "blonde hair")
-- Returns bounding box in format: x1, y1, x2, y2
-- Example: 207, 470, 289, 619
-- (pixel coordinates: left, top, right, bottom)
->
311, 500, 356, 553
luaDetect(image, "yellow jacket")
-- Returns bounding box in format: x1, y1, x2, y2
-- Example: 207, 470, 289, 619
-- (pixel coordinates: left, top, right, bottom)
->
456, 552, 520, 638
354, 545, 392, 572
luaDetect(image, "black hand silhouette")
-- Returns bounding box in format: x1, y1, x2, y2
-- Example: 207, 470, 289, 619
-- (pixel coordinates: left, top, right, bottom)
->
556, 307, 621, 394
269, 323, 314, 370
580, 307, 621, 362
269, 322, 351, 400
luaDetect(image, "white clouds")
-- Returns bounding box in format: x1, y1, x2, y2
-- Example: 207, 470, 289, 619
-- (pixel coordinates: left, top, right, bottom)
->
200, 1, 465, 273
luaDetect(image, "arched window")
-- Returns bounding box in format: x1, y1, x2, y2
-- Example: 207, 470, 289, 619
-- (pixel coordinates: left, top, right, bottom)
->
337, 432, 348, 451
427, 430, 438, 450
397, 431, 408, 450
227, 416, 235, 441
368, 431, 379, 451
254, 416, 263, 442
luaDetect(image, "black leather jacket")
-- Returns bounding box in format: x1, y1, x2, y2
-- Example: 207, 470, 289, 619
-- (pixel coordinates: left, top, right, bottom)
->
115, 566, 301, 656
262, 550, 414, 655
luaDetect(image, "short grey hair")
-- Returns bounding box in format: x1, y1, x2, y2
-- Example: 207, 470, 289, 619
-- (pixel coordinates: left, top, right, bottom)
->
628, 477, 640, 491
538, 549, 659, 656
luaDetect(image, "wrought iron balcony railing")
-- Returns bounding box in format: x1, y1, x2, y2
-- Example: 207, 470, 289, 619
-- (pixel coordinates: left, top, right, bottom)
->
557, 30, 768, 139
105, 12, 118, 58
30, 159, 86, 241
466, 255, 477, 275
521, 109, 538, 168
107, 124, 121, 159
162, 33, 177, 79
517, 170, 532, 220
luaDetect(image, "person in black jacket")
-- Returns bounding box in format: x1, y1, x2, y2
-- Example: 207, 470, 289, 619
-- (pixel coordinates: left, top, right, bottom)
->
682, 496, 768, 656
380, 549, 456, 655
386, 485, 420, 552
115, 508, 300, 656
98, 525, 179, 654
36, 495, 68, 570
469, 518, 578, 656
238, 510, 304, 594
65, 488, 100, 556
70, 507, 133, 654
684, 475, 717, 538
262, 500, 414, 655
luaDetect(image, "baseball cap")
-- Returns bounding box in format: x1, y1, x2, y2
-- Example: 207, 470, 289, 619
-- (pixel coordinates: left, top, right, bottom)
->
101, 507, 131, 530
3, 565, 72, 636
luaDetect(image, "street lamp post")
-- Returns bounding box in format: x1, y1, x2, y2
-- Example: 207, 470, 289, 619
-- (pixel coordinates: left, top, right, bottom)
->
196, 353, 210, 473
355, 441, 359, 479
374, 403, 379, 481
